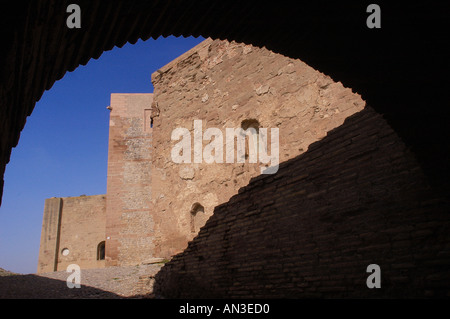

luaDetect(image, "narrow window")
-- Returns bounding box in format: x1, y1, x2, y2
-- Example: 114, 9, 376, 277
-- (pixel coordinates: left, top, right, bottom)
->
190, 203, 205, 233
144, 109, 152, 132
240, 119, 260, 160
97, 241, 105, 260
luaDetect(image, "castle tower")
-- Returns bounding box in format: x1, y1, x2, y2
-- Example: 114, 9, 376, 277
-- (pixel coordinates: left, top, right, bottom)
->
105, 93, 155, 267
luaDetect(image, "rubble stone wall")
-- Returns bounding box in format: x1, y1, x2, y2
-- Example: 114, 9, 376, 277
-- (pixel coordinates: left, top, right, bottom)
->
149, 38, 365, 258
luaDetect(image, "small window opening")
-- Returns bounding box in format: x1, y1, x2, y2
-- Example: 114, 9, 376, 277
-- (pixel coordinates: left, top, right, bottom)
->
97, 241, 105, 260
190, 203, 205, 233
240, 119, 260, 160
241, 119, 260, 132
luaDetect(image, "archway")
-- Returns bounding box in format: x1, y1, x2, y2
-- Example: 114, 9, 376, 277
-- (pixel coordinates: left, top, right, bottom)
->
1, 2, 449, 207
0, 2, 448, 299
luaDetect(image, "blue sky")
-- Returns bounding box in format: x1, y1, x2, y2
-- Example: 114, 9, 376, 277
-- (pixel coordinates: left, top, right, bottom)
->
0, 35, 205, 274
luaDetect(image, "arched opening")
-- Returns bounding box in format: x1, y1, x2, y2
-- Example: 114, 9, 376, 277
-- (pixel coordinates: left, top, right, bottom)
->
97, 241, 105, 261
1, 2, 449, 212
190, 203, 205, 234
241, 119, 260, 161
0, 4, 448, 295
240, 119, 260, 132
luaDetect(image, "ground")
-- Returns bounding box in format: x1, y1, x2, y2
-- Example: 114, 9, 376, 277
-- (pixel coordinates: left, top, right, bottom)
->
0, 264, 163, 299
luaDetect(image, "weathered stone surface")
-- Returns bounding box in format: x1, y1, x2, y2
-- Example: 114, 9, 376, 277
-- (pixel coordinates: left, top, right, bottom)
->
37, 195, 106, 273
154, 106, 450, 299
255, 84, 270, 95
149, 38, 365, 257
39, 38, 367, 268
179, 167, 195, 180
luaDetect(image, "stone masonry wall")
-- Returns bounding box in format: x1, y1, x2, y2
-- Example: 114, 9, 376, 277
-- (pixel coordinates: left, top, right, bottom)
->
37, 198, 63, 273
105, 94, 154, 266
149, 38, 365, 258
37, 195, 106, 273
154, 106, 450, 298
56, 195, 106, 271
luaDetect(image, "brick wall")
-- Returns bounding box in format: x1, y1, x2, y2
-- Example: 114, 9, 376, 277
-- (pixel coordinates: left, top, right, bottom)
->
105, 94, 154, 266
153, 106, 450, 298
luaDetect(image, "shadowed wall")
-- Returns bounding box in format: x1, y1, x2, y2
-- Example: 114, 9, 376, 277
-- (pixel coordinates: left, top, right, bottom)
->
148, 38, 366, 259
154, 106, 450, 298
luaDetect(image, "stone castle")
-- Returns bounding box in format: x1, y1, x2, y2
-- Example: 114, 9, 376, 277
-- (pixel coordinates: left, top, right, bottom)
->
38, 37, 366, 273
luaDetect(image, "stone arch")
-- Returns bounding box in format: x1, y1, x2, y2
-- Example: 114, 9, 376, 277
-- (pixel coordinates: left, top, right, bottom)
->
1, 2, 448, 202
1, 3, 449, 298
